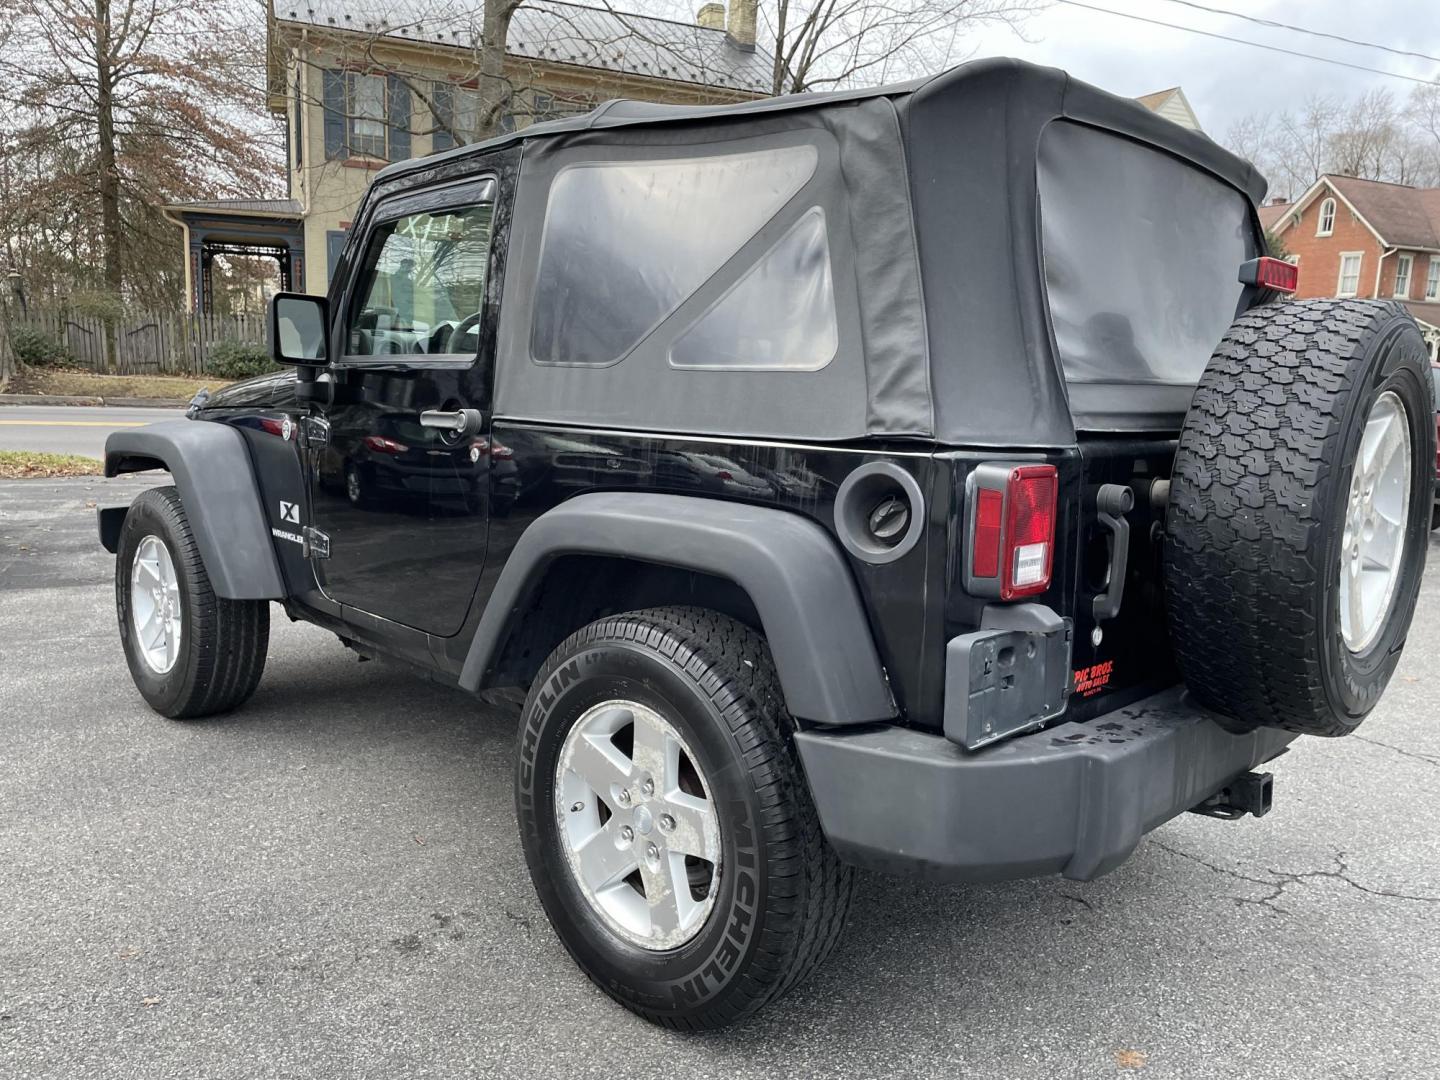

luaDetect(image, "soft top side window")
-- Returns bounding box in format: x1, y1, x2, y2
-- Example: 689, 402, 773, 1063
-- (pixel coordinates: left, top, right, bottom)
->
529, 145, 818, 367
346, 200, 494, 360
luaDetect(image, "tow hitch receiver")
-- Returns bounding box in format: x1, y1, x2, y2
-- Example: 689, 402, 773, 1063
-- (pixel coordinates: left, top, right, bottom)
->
1189, 771, 1273, 820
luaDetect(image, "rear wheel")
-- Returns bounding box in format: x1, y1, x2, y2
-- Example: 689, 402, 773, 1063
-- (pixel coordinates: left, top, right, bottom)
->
1165, 299, 1433, 736
515, 606, 853, 1029
115, 486, 270, 719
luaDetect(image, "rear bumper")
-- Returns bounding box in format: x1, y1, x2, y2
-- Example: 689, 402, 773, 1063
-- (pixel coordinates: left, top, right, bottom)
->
794, 686, 1296, 883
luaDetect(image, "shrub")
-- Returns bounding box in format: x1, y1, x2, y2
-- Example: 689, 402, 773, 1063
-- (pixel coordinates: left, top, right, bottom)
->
9, 326, 76, 368
67, 290, 128, 322
207, 339, 276, 380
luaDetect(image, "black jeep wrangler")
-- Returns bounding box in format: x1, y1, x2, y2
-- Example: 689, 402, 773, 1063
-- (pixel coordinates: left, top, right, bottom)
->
99, 59, 1433, 1029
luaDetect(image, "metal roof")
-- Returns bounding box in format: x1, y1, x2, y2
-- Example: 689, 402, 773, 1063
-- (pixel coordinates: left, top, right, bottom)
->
275, 0, 774, 93
165, 198, 304, 217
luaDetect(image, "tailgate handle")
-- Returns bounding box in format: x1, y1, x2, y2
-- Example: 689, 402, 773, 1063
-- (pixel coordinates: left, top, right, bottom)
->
1092, 484, 1134, 623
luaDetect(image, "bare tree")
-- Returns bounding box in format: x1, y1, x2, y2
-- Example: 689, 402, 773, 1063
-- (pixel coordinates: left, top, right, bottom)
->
1227, 83, 1440, 198
0, 0, 281, 310
759, 0, 1040, 95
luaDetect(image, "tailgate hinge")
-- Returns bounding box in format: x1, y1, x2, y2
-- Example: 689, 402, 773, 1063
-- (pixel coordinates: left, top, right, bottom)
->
302, 526, 331, 560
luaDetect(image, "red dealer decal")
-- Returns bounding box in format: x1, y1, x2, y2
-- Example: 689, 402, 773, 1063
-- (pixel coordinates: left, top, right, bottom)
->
1073, 660, 1114, 698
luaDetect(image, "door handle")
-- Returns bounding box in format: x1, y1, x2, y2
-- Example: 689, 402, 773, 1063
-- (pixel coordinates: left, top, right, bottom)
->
420, 409, 486, 437
1092, 483, 1134, 623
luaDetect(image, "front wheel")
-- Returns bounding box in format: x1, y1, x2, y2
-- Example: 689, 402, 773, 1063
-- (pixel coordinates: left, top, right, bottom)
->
515, 607, 853, 1029
115, 486, 270, 719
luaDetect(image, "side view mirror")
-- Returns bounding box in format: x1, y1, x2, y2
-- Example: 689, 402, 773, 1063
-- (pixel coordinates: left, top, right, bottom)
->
268, 292, 330, 367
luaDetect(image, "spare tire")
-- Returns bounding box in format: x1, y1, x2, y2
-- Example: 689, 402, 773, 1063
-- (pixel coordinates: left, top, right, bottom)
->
1165, 299, 1433, 737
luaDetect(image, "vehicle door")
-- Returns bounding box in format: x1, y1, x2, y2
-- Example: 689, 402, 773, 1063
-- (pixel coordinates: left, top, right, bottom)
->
306, 175, 499, 638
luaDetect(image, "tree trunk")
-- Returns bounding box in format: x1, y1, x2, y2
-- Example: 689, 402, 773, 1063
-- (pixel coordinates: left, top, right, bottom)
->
94, 0, 121, 371
473, 0, 522, 141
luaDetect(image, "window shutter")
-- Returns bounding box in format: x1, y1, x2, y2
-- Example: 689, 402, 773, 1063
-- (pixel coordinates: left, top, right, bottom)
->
431, 84, 454, 152
322, 69, 346, 160
387, 75, 411, 161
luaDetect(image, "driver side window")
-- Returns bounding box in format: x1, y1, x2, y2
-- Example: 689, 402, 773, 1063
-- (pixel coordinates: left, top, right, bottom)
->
346, 201, 494, 357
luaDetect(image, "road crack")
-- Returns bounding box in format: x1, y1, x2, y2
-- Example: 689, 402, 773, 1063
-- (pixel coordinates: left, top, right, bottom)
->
1153, 842, 1440, 915
1352, 734, 1440, 769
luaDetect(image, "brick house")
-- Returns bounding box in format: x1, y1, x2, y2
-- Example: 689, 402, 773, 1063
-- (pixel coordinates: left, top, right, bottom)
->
168, 0, 771, 312
1260, 175, 1440, 360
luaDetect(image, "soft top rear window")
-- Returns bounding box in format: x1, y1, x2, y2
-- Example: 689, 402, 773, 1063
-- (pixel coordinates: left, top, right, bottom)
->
1039, 121, 1258, 425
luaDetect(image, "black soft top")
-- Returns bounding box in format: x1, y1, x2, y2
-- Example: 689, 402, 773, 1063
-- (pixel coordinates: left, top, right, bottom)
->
362, 59, 1268, 446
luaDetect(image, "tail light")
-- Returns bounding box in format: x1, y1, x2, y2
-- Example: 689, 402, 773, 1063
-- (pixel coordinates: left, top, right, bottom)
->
363, 435, 407, 454
1239, 256, 1298, 294
470, 438, 515, 460
964, 463, 1059, 600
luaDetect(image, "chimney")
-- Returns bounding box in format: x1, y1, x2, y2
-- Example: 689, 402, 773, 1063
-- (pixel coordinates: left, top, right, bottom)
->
696, 3, 725, 30
1268, 196, 1288, 206
726, 0, 756, 51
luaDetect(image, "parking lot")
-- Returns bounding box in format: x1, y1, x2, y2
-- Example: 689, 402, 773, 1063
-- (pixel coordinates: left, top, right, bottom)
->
2, 472, 1438, 1079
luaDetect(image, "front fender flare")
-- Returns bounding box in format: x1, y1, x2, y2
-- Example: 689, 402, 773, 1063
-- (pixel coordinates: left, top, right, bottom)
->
104, 420, 285, 600
459, 492, 897, 726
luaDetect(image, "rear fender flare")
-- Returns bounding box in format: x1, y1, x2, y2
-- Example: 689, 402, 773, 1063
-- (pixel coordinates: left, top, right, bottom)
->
459, 492, 896, 726
103, 420, 285, 600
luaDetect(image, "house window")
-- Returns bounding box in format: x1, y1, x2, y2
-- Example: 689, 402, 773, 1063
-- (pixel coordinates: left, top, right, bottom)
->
1395, 253, 1414, 298
322, 71, 410, 161
1317, 197, 1336, 237
349, 73, 387, 157
431, 84, 484, 150
1337, 252, 1363, 297
1427, 259, 1440, 301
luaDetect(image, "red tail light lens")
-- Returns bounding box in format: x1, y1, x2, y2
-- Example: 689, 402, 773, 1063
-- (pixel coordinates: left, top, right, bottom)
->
1239, 255, 1298, 294
363, 435, 407, 454
1001, 466, 1057, 599
972, 489, 1003, 578
965, 462, 1059, 601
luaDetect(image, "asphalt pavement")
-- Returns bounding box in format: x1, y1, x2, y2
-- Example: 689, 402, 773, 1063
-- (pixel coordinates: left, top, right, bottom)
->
0, 405, 183, 459
1, 474, 1438, 1079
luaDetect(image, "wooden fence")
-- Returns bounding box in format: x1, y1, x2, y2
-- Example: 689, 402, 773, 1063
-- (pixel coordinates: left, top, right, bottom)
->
9, 310, 267, 375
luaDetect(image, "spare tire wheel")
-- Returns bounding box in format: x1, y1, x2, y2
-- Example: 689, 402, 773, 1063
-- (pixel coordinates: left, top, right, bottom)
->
1165, 299, 1433, 736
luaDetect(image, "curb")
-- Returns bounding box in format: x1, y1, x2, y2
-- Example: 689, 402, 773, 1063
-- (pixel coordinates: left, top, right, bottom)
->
104, 397, 190, 409
0, 393, 188, 409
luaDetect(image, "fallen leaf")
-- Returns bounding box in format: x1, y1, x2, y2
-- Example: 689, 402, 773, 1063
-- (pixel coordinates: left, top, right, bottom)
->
1115, 1049, 1147, 1069
141, 997, 161, 1008
1403, 676, 1419, 683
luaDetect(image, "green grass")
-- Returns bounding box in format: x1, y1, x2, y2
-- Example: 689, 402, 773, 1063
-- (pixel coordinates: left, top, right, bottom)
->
10, 367, 228, 401
0, 451, 103, 479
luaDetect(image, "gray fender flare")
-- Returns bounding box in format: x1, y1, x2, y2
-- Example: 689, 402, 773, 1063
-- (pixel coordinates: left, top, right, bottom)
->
458, 492, 897, 726
103, 420, 285, 600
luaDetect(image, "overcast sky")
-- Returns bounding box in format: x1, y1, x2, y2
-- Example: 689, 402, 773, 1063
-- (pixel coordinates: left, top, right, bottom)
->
953, 0, 1440, 138
635, 0, 1439, 139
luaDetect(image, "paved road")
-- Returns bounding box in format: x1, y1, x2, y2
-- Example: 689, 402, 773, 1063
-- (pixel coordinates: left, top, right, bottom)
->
0, 405, 182, 459
2, 475, 1438, 1079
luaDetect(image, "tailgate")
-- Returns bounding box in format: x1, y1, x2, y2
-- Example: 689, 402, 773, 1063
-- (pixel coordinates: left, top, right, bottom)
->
1063, 436, 1179, 720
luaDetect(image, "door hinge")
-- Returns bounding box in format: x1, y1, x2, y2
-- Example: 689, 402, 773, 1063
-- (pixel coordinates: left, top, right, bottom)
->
299, 415, 330, 449
303, 526, 331, 560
